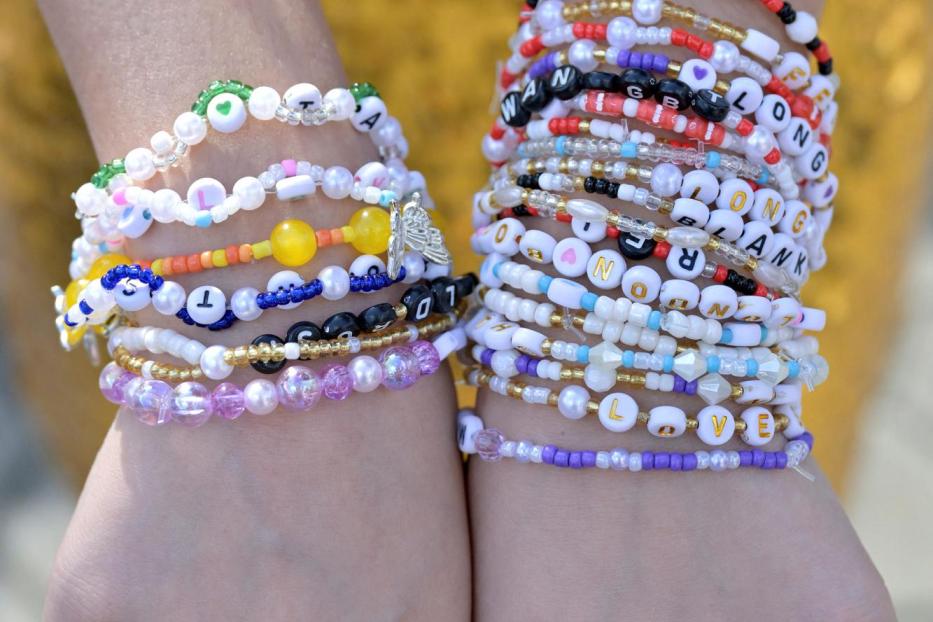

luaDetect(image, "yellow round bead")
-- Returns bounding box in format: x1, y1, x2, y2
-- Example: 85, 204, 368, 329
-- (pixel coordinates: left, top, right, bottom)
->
64, 325, 87, 347
88, 253, 132, 279
270, 219, 317, 267
64, 278, 90, 307
349, 207, 390, 255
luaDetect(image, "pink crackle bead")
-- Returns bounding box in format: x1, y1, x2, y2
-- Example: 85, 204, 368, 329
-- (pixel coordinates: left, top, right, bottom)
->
124, 378, 172, 427
379, 346, 421, 391
320, 364, 353, 401
163, 381, 213, 428
276, 365, 323, 411
212, 382, 246, 420
99, 362, 135, 404
409, 340, 441, 376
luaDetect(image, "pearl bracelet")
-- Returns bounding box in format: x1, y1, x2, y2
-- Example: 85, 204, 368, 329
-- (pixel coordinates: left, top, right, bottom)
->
457, 411, 814, 471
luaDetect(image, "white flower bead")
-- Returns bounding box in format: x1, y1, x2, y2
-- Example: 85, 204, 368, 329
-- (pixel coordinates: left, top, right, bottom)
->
247, 86, 281, 120
207, 93, 247, 134
318, 266, 350, 301
173, 111, 207, 145
124, 147, 156, 181
557, 385, 590, 420
232, 176, 265, 210
323, 88, 356, 120
200, 345, 233, 380
152, 281, 186, 315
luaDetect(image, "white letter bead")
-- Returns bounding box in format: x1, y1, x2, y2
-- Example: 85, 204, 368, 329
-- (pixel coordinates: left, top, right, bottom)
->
804, 173, 838, 208
670, 198, 710, 227
483, 321, 520, 350
117, 204, 154, 239
512, 327, 548, 356
351, 96, 387, 132
546, 278, 587, 309
647, 405, 687, 438
698, 285, 737, 319
666, 246, 706, 279
113, 279, 151, 312
754, 94, 791, 133
275, 175, 316, 201
621, 265, 661, 303
265, 270, 304, 310
659, 279, 699, 311
725, 77, 764, 116
736, 380, 775, 405
187, 177, 227, 212
283, 82, 322, 111
750, 188, 785, 225
552, 237, 592, 277
678, 59, 717, 91
349, 254, 386, 278
695, 405, 735, 445
207, 93, 247, 134
740, 28, 780, 62
680, 169, 719, 204
779, 200, 810, 238
519, 229, 557, 263
735, 296, 771, 322
768, 233, 797, 270
598, 392, 639, 432
716, 178, 754, 215
457, 411, 485, 454
432, 327, 466, 359
774, 52, 811, 90
186, 285, 227, 325
797, 307, 826, 331
704, 209, 744, 242
778, 117, 814, 156
586, 249, 626, 289
464, 310, 502, 343
490, 218, 525, 255
771, 383, 802, 406
796, 143, 829, 180
740, 406, 775, 446
738, 220, 775, 258
571, 215, 608, 242
768, 297, 801, 327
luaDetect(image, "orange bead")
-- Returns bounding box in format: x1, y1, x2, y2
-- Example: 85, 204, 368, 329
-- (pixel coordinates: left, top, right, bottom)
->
186, 254, 202, 273
172, 256, 188, 274
239, 244, 253, 263
200, 251, 213, 269
226, 245, 240, 264
316, 229, 332, 247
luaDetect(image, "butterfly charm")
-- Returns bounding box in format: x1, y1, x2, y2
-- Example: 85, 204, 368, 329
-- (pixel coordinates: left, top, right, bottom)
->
387, 192, 451, 279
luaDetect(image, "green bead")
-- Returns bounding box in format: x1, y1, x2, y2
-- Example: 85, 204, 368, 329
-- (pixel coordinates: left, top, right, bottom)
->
111, 159, 125, 174
350, 82, 379, 102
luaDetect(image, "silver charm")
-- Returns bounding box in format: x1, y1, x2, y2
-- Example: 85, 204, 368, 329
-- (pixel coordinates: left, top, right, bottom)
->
387, 192, 451, 279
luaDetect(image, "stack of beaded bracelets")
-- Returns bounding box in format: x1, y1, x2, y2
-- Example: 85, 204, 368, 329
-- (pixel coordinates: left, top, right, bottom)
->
52, 80, 476, 428
459, 0, 837, 474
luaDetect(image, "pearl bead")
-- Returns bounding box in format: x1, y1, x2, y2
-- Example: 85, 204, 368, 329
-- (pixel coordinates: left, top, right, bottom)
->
371, 116, 402, 147
606, 17, 638, 49
649, 162, 683, 197
150, 188, 180, 223
632, 0, 663, 24
173, 111, 207, 145
152, 281, 186, 315
323, 88, 356, 120
200, 345, 233, 380
348, 355, 383, 392
232, 176, 265, 211
567, 40, 598, 72
534, 0, 564, 29
786, 11, 818, 43
150, 130, 174, 155
322, 166, 354, 199
230, 287, 262, 321
710, 40, 740, 73
74, 183, 107, 216
709, 450, 728, 471
243, 379, 279, 415
481, 135, 511, 162
247, 86, 281, 120
609, 449, 629, 470
557, 385, 589, 420
124, 148, 156, 181
318, 266, 350, 301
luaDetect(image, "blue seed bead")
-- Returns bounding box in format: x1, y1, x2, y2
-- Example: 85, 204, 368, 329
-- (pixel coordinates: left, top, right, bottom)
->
379, 190, 395, 207
275, 291, 289, 306
492, 262, 502, 278
555, 135, 567, 156
577, 345, 590, 363
620, 141, 637, 158
581, 292, 598, 312
720, 328, 733, 344
705, 151, 721, 169
537, 274, 553, 293
622, 350, 635, 368
78, 300, 93, 315
757, 169, 770, 185
759, 325, 768, 344
707, 355, 720, 373
648, 310, 662, 330
127, 265, 140, 279
787, 360, 800, 378
195, 211, 212, 228
114, 265, 127, 278
394, 266, 407, 282
746, 359, 758, 377
662, 355, 674, 373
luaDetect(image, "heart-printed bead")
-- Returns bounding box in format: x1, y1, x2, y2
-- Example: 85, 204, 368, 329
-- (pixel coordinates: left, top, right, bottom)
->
207, 93, 247, 134
552, 237, 591, 277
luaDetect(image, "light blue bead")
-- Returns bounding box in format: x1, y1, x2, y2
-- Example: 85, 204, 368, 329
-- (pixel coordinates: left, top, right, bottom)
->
538, 274, 553, 293
493, 262, 502, 278
707, 355, 720, 373
379, 190, 396, 207
622, 350, 635, 368
757, 170, 770, 185
581, 292, 598, 312
555, 136, 567, 156
577, 345, 590, 363
662, 355, 674, 373
759, 326, 768, 344
620, 141, 637, 158
517, 143, 528, 157
720, 328, 733, 344
705, 151, 721, 169
195, 212, 212, 228
787, 360, 800, 378
648, 310, 662, 330
746, 359, 758, 377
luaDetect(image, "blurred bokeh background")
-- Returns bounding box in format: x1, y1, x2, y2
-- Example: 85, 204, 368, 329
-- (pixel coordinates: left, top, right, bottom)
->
1, 0, 931, 619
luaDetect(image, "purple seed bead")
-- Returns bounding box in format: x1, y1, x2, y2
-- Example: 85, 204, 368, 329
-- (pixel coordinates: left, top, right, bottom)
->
163, 381, 213, 428
99, 362, 133, 404
776, 452, 788, 469
673, 375, 685, 392
641, 451, 654, 470
275, 365, 323, 411
582, 451, 597, 468
670, 453, 683, 471
481, 348, 494, 366
410, 340, 441, 376
685, 380, 697, 396
630, 51, 643, 69
320, 364, 353, 401
474, 428, 504, 462
554, 450, 570, 467
654, 452, 670, 470
752, 449, 766, 467
739, 450, 753, 466
527, 358, 539, 376
569, 452, 583, 469
797, 431, 815, 449
616, 49, 630, 67
125, 378, 171, 426
541, 445, 557, 464
682, 453, 698, 471
211, 382, 245, 420
379, 346, 421, 391
652, 54, 670, 73
763, 453, 777, 469
515, 355, 529, 374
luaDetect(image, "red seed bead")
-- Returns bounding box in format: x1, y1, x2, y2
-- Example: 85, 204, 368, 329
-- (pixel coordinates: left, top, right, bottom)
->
556, 212, 572, 223
519, 35, 544, 58
526, 206, 540, 217
490, 123, 506, 140
763, 148, 782, 165
713, 265, 728, 283
653, 240, 671, 259
500, 69, 518, 89
606, 226, 620, 239
755, 283, 770, 297
736, 119, 755, 136
761, 0, 784, 12
813, 41, 832, 63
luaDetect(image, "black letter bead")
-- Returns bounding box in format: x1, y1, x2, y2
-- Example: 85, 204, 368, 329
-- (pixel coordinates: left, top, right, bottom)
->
249, 334, 286, 374
322, 312, 361, 340
549, 65, 583, 100
402, 284, 435, 321
617, 231, 657, 260
455, 273, 478, 299
619, 68, 657, 100
654, 78, 694, 111
430, 277, 458, 313
500, 91, 531, 127
692, 88, 730, 122
520, 78, 553, 112
285, 321, 323, 343
358, 303, 398, 332
582, 71, 620, 92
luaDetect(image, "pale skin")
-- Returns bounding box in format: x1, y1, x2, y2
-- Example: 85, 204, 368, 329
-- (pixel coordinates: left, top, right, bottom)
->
39, 0, 895, 620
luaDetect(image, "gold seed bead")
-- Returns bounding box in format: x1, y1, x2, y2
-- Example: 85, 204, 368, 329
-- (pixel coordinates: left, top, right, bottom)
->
637, 411, 649, 423
652, 227, 669, 241
667, 62, 682, 76
713, 80, 730, 95
560, 368, 574, 381
745, 257, 759, 271
706, 238, 721, 252
578, 119, 591, 133
586, 401, 599, 415
686, 419, 699, 430
546, 392, 558, 407
572, 368, 584, 380
658, 199, 674, 215
775, 414, 789, 431
394, 303, 407, 320
593, 49, 606, 62
541, 339, 552, 355
735, 420, 748, 432
731, 385, 744, 398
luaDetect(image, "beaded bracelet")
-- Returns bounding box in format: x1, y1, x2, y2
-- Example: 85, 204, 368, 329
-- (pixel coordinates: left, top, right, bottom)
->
108, 307, 465, 384
757, 0, 834, 75
102, 334, 452, 428
457, 411, 814, 471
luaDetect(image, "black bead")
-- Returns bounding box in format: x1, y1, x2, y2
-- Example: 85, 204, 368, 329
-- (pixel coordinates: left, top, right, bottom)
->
777, 3, 796, 24
516, 173, 540, 189
249, 334, 286, 374
818, 60, 833, 76
358, 303, 398, 332
724, 270, 758, 295
520, 78, 552, 112
654, 79, 694, 111
617, 231, 656, 260
285, 321, 322, 343
500, 91, 531, 127
402, 284, 434, 321
548, 65, 582, 100
454, 273, 478, 299
582, 71, 620, 92
618, 68, 657, 100
430, 277, 458, 313
692, 88, 730, 122
322, 312, 361, 340
805, 37, 822, 51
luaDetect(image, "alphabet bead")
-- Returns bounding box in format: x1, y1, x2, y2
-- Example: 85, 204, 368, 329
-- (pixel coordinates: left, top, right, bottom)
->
598, 392, 639, 432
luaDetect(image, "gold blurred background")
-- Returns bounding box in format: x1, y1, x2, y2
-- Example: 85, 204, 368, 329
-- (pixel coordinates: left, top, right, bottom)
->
0, 0, 930, 496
